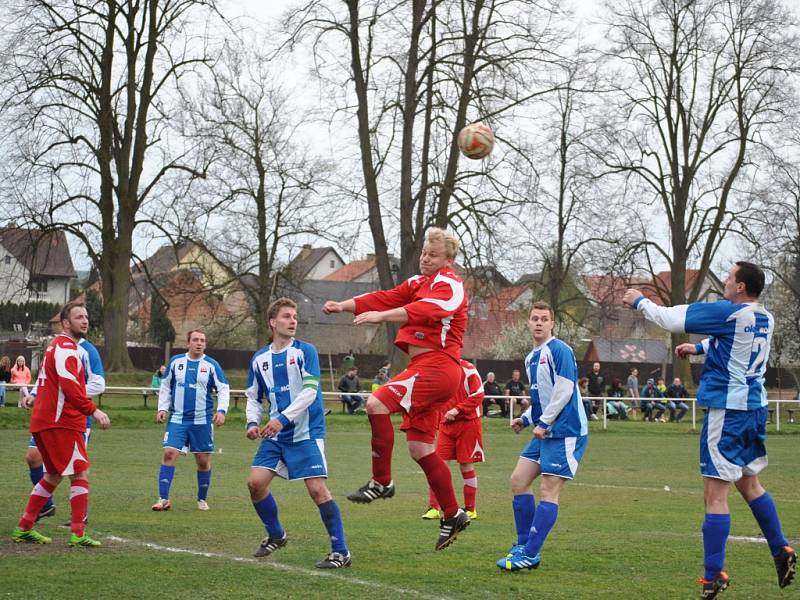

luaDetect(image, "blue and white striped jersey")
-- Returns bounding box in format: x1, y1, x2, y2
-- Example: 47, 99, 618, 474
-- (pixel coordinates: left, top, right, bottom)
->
158, 354, 230, 424
632, 297, 772, 410
245, 339, 325, 443
521, 337, 588, 438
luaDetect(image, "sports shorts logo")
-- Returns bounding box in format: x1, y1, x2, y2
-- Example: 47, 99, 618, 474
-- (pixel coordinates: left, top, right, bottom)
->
415, 332, 425, 339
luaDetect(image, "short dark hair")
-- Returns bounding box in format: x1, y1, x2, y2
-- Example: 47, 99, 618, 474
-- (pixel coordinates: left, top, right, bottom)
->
267, 297, 298, 324
530, 301, 554, 320
60, 300, 86, 322
734, 261, 765, 297
186, 329, 207, 342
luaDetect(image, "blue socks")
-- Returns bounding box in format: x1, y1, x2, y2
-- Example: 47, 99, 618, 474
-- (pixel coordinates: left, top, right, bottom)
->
197, 470, 211, 501
318, 500, 348, 554
254, 494, 284, 539
749, 493, 788, 556
524, 500, 558, 557
513, 494, 536, 546
703, 513, 731, 580
158, 464, 175, 499
29, 465, 53, 510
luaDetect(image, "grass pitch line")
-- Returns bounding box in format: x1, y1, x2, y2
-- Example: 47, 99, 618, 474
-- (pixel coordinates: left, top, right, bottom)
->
104, 535, 454, 600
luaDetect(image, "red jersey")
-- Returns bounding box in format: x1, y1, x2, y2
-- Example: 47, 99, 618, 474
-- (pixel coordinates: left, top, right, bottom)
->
30, 334, 96, 434
444, 360, 484, 422
353, 266, 468, 361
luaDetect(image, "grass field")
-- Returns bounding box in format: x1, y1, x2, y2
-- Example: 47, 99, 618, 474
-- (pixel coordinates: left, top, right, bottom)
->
1, 405, 798, 600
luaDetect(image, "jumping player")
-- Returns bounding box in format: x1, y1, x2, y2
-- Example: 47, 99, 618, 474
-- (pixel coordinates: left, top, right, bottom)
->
497, 301, 588, 571
323, 227, 470, 550
12, 301, 111, 547
245, 297, 350, 569
152, 330, 229, 511
422, 359, 485, 520
623, 262, 796, 598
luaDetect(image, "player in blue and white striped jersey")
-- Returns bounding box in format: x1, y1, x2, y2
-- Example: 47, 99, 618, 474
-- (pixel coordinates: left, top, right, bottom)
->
497, 301, 588, 572
245, 297, 350, 570
22, 336, 106, 522
623, 261, 795, 596
152, 330, 229, 512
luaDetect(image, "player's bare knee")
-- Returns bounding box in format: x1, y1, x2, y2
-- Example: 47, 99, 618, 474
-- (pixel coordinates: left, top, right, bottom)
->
366, 395, 389, 415
24, 448, 42, 469
305, 479, 332, 504
162, 448, 179, 465
247, 476, 268, 500
734, 475, 764, 502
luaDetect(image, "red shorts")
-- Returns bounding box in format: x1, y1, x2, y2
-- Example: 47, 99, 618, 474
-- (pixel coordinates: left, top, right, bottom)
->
33, 428, 90, 476
372, 351, 463, 442
436, 419, 485, 464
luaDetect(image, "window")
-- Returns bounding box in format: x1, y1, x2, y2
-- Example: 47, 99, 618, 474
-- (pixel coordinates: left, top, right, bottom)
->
28, 278, 48, 293
3, 255, 10, 265
329, 259, 335, 268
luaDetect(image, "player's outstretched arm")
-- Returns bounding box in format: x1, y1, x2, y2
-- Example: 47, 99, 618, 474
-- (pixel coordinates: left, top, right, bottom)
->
323, 299, 356, 314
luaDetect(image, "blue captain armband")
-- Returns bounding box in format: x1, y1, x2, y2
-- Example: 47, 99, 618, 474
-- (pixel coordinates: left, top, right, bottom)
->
277, 414, 291, 428
694, 342, 705, 355
632, 296, 646, 309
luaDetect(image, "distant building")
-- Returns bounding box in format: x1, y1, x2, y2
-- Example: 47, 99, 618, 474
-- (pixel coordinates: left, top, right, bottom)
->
285, 245, 345, 281
0, 226, 76, 305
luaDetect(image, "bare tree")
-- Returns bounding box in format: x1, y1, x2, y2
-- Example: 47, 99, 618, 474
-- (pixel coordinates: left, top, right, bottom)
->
0, 0, 219, 369
595, 0, 799, 383
179, 39, 350, 346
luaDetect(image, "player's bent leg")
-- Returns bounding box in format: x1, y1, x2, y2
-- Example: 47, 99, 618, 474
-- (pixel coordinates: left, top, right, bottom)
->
701, 477, 732, 587
459, 462, 478, 518
26, 447, 57, 521
153, 447, 179, 511
306, 478, 351, 567
349, 393, 396, 501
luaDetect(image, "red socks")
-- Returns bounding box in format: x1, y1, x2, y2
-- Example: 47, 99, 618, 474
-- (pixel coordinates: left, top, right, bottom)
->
417, 453, 458, 518
18, 479, 56, 531
368, 414, 394, 486
462, 469, 477, 512
69, 479, 89, 536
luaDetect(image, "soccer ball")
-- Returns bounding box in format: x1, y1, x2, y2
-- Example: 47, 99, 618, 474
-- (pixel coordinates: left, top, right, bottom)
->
457, 122, 494, 160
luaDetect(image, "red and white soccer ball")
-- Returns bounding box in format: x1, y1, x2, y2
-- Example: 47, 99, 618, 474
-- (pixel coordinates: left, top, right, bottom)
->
457, 122, 494, 160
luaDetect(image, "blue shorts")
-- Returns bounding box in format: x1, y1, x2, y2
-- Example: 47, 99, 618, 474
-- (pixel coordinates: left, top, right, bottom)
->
700, 407, 767, 482
252, 438, 328, 481
29, 427, 92, 448
163, 422, 214, 454
520, 435, 588, 479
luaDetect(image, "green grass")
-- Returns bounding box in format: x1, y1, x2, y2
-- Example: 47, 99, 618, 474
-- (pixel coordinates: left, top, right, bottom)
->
0, 410, 798, 599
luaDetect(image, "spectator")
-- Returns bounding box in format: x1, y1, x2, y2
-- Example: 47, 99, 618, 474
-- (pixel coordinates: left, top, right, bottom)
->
11, 355, 32, 405
656, 377, 667, 395
482, 372, 503, 416
583, 362, 605, 420
0, 355, 10, 408
338, 367, 364, 414
666, 377, 690, 422
372, 361, 391, 393
627, 367, 640, 398
606, 378, 629, 420
641, 378, 666, 422
505, 369, 526, 418
151, 365, 166, 389
577, 377, 593, 419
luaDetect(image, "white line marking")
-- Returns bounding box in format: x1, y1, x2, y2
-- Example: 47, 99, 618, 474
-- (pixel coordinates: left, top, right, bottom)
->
103, 535, 454, 600
728, 535, 767, 544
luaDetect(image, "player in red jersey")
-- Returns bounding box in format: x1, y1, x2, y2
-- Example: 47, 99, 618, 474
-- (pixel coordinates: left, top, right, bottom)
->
12, 301, 111, 547
323, 227, 470, 550
422, 360, 485, 520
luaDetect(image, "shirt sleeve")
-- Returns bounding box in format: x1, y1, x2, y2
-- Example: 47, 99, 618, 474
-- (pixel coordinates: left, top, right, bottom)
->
157, 359, 175, 412
404, 274, 465, 326
353, 279, 415, 313
212, 361, 230, 414
633, 297, 739, 336
454, 368, 484, 416
82, 342, 106, 397
245, 359, 266, 429
279, 344, 321, 426
538, 344, 578, 427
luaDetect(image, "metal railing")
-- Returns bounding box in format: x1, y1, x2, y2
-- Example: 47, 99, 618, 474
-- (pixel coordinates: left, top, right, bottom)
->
4, 384, 799, 431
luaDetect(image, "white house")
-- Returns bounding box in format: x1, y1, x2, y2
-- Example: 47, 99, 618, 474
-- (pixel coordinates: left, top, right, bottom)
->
0, 226, 76, 305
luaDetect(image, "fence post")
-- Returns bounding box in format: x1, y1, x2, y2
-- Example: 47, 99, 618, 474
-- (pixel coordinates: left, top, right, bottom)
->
776, 399, 781, 432
691, 399, 696, 431
602, 398, 607, 430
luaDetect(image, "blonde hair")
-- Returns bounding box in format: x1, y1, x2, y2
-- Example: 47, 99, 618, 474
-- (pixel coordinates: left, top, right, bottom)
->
15, 355, 25, 368
425, 227, 459, 259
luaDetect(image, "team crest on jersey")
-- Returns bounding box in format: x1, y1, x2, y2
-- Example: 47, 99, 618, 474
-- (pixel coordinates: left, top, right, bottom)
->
200, 367, 208, 373
289, 357, 296, 365
262, 362, 269, 371
539, 357, 547, 364
178, 364, 184, 371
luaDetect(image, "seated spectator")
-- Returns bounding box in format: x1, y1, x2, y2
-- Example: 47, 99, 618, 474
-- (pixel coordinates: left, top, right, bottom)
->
151, 365, 166, 389
577, 376, 595, 420
606, 378, 629, 420
0, 355, 10, 408
11, 355, 32, 405
665, 377, 690, 422
481, 372, 503, 416
372, 360, 391, 392
505, 369, 527, 417
584, 362, 605, 420
640, 378, 667, 422
337, 366, 364, 414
